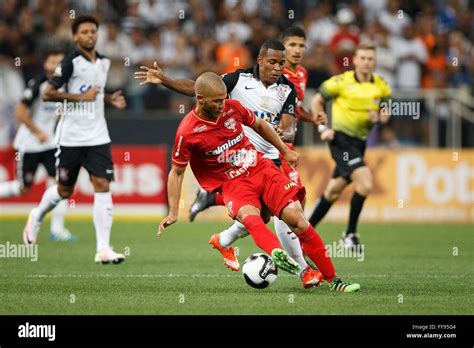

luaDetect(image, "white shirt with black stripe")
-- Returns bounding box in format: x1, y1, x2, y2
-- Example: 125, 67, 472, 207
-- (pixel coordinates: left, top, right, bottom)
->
222, 65, 297, 160
49, 50, 111, 147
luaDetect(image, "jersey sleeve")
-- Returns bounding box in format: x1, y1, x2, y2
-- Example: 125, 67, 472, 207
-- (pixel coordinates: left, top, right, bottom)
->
319, 74, 343, 100
171, 129, 192, 168
281, 84, 298, 117
49, 55, 74, 89
221, 70, 241, 95
20, 77, 42, 106
379, 78, 392, 103
232, 99, 256, 127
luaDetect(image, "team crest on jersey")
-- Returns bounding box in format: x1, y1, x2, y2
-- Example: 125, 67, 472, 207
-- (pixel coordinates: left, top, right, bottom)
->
275, 85, 290, 101
224, 117, 237, 132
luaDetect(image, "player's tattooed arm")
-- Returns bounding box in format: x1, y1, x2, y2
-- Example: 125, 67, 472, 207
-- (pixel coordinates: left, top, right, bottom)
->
251, 117, 299, 167
15, 102, 48, 143
278, 113, 296, 143
43, 83, 99, 102
135, 62, 196, 97
158, 164, 186, 236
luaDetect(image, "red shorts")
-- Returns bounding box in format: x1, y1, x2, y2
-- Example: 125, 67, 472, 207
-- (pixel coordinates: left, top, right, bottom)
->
221, 157, 306, 219
279, 143, 302, 186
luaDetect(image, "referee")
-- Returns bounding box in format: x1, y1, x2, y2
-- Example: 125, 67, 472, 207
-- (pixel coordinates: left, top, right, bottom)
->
309, 42, 391, 251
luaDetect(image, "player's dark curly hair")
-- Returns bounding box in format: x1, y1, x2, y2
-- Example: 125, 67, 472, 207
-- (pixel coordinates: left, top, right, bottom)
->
71, 15, 99, 34
259, 39, 286, 56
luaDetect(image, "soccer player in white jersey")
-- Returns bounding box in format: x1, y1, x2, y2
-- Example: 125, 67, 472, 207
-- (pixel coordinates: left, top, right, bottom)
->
22, 16, 127, 264
135, 40, 323, 288
0, 50, 77, 241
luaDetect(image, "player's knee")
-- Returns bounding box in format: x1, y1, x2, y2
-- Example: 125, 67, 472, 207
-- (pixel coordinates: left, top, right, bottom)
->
324, 188, 341, 202
356, 178, 373, 196
19, 186, 31, 195
92, 178, 110, 192
58, 185, 73, 198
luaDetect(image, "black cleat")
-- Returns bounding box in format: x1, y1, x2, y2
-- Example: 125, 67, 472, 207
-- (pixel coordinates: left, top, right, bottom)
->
188, 188, 216, 222
340, 232, 364, 254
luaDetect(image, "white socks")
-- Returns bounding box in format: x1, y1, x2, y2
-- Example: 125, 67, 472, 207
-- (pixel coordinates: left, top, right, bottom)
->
50, 199, 68, 233
274, 216, 308, 272
0, 180, 21, 198
219, 220, 249, 247
36, 185, 63, 221
93, 192, 113, 252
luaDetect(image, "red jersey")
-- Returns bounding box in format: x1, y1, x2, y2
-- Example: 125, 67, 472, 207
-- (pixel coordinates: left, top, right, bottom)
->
172, 99, 261, 193
282, 65, 308, 118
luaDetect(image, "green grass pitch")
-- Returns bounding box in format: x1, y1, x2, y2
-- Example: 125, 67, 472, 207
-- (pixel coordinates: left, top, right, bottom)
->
1, 219, 472, 315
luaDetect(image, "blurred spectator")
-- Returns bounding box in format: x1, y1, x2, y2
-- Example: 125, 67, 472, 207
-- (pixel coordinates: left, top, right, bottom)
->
305, 2, 337, 46
446, 30, 473, 87
216, 8, 252, 43
328, 7, 360, 72
378, 126, 402, 148
215, 32, 251, 74
378, 0, 411, 36
392, 26, 428, 88
96, 21, 133, 91
304, 43, 334, 90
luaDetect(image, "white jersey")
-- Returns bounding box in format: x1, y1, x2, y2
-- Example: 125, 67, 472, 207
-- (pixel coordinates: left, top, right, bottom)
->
49, 50, 111, 147
13, 75, 58, 153
222, 66, 297, 159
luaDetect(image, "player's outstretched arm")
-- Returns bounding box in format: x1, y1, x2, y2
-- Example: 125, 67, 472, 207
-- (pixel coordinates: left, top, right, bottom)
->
158, 164, 186, 236
312, 93, 334, 141
43, 83, 99, 102
135, 61, 196, 97
15, 102, 48, 143
251, 117, 299, 167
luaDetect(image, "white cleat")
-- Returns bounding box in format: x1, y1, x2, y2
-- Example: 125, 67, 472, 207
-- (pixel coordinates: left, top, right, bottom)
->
23, 208, 42, 245
94, 248, 126, 264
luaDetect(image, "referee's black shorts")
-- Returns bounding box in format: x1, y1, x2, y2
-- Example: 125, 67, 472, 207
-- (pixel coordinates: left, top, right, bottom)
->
328, 131, 367, 182
55, 143, 114, 187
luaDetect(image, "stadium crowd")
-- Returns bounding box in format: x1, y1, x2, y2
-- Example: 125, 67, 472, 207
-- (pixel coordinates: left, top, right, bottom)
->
0, 0, 473, 146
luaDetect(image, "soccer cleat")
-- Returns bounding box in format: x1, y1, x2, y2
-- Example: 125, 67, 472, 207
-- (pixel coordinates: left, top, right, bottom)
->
50, 228, 78, 242
271, 248, 301, 275
340, 232, 364, 254
94, 248, 125, 264
22, 208, 42, 245
189, 188, 216, 222
329, 277, 361, 293
300, 266, 324, 289
209, 233, 240, 271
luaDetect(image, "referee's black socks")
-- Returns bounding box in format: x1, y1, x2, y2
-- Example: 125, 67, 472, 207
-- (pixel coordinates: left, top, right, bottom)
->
309, 195, 333, 227
347, 191, 367, 235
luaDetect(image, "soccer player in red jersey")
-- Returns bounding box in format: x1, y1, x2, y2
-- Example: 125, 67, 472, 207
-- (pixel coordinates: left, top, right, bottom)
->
158, 72, 360, 292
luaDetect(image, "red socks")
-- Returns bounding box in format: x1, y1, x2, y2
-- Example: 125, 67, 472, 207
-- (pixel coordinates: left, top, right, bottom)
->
215, 193, 225, 206
242, 215, 281, 255
297, 224, 336, 282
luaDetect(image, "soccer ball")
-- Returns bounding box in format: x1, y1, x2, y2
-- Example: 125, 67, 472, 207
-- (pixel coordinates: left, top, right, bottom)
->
242, 253, 278, 289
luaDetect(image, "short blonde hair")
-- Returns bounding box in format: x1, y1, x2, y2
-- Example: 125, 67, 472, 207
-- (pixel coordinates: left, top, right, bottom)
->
355, 42, 376, 53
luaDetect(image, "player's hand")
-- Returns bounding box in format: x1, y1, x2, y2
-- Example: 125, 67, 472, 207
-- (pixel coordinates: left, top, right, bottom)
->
274, 125, 284, 140
110, 90, 126, 109
368, 110, 380, 124
35, 131, 48, 143
158, 214, 178, 237
135, 61, 164, 85
283, 149, 299, 167
313, 111, 327, 126
81, 86, 99, 101
320, 128, 335, 142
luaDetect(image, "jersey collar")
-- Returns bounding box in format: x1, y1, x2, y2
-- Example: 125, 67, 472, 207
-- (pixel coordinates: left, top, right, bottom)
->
75, 49, 105, 62
191, 108, 222, 125
353, 70, 374, 83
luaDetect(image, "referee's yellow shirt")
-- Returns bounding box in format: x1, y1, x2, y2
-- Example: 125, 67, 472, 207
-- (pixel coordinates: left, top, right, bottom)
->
319, 70, 391, 140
